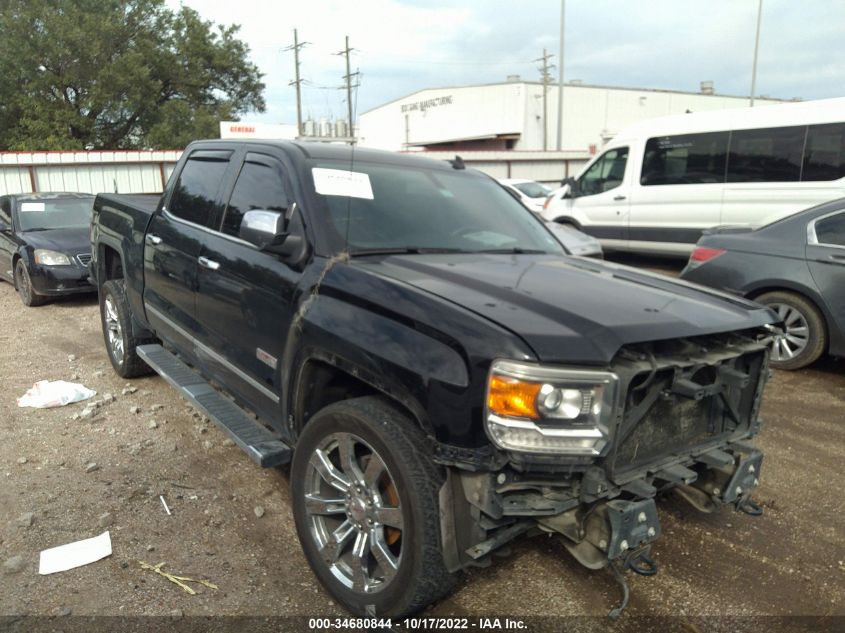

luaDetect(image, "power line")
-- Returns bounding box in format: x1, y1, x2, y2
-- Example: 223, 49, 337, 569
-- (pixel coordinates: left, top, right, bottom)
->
335, 36, 360, 143
556, 0, 566, 151
533, 49, 555, 151
282, 29, 309, 136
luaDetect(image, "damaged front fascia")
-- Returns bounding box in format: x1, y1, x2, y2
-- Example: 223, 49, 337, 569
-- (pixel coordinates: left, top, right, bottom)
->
439, 332, 770, 554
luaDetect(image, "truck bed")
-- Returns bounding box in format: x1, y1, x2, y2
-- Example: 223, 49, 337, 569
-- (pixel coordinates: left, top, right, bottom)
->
96, 193, 160, 214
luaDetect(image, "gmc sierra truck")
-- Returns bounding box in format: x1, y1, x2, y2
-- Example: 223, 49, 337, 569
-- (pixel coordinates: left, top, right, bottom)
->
91, 140, 775, 618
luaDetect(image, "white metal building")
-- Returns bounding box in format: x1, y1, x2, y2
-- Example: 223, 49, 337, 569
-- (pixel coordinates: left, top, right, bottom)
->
358, 79, 791, 154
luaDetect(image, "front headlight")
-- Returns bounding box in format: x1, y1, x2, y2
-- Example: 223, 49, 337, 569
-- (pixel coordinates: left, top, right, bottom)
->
485, 359, 618, 455
34, 249, 71, 266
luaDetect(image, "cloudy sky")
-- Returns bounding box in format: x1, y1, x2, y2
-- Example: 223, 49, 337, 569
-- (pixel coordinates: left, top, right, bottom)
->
170, 0, 845, 124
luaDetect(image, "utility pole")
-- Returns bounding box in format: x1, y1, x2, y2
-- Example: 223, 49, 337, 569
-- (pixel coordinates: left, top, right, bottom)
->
283, 29, 308, 136
555, 0, 566, 150
534, 49, 555, 151
749, 0, 763, 107
336, 36, 359, 144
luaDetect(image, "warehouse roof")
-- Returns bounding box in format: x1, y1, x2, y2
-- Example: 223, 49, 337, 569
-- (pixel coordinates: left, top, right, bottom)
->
360, 80, 791, 115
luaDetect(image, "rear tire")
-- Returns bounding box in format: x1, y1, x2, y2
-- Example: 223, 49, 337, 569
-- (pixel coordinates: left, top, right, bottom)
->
14, 259, 47, 307
99, 279, 154, 378
755, 290, 826, 370
291, 396, 456, 617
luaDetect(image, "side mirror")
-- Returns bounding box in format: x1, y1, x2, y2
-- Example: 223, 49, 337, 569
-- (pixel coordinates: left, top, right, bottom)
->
239, 206, 309, 267
239, 209, 286, 250
560, 177, 576, 199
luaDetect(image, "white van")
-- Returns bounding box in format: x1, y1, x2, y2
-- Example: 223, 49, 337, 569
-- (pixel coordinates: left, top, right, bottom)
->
541, 97, 845, 255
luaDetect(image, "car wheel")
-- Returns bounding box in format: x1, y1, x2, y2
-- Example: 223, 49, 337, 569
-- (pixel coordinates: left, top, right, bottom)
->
756, 290, 826, 370
291, 396, 456, 617
99, 279, 154, 378
14, 259, 47, 307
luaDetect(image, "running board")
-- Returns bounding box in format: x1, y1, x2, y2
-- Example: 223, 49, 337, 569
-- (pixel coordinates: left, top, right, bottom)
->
136, 344, 291, 467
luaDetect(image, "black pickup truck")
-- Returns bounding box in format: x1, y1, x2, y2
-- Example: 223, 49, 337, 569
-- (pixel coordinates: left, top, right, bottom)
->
91, 140, 775, 618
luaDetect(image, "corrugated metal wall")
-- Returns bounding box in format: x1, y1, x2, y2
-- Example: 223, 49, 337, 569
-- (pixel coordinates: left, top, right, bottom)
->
413, 150, 589, 185
1, 147, 585, 193
0, 150, 181, 196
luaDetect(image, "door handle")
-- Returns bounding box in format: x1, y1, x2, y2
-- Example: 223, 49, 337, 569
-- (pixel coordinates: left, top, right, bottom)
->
145, 234, 163, 246
613, 195, 626, 201
198, 256, 220, 271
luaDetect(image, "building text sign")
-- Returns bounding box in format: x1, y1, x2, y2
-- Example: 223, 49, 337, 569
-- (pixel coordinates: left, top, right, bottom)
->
401, 95, 453, 113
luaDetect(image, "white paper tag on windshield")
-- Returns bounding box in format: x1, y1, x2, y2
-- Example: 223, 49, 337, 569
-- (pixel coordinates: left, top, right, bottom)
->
20, 202, 45, 212
312, 168, 373, 200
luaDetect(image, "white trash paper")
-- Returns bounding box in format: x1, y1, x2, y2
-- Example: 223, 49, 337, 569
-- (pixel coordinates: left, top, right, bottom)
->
17, 380, 96, 408
39, 531, 112, 575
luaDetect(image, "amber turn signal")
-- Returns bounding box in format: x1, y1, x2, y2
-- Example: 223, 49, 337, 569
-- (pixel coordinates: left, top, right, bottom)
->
487, 375, 541, 419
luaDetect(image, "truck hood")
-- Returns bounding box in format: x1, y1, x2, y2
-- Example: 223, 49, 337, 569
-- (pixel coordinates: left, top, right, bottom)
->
352, 254, 775, 364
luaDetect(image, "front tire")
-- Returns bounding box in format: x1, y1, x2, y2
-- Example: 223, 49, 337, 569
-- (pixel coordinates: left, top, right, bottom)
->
99, 279, 154, 378
14, 259, 47, 307
291, 396, 455, 617
756, 290, 826, 370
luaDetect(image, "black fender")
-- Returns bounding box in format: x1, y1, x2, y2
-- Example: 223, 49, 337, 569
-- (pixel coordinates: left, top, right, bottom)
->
94, 238, 155, 340
283, 292, 470, 443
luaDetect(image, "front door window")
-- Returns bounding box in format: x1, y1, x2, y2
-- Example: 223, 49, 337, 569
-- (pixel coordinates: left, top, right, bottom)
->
577, 147, 629, 196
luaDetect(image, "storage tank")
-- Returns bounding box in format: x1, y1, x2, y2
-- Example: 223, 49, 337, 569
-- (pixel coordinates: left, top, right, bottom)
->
319, 117, 332, 137
303, 119, 316, 137
334, 119, 349, 138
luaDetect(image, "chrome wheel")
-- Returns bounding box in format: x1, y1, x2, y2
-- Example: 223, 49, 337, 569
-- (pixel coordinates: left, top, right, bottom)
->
103, 295, 124, 363
304, 432, 403, 594
769, 302, 809, 362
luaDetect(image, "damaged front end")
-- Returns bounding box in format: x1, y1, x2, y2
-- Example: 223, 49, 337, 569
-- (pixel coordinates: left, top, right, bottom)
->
437, 329, 771, 618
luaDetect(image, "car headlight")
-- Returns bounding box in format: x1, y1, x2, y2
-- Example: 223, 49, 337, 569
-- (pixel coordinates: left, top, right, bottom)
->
485, 359, 618, 455
34, 249, 71, 266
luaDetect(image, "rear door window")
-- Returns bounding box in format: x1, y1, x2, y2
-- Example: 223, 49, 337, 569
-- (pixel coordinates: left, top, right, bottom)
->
168, 150, 233, 227
814, 212, 845, 247
802, 123, 845, 182
641, 132, 728, 185
221, 153, 290, 238
0, 197, 10, 225
726, 126, 805, 183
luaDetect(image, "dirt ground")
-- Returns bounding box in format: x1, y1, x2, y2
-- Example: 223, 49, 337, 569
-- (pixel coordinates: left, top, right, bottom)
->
1, 256, 844, 630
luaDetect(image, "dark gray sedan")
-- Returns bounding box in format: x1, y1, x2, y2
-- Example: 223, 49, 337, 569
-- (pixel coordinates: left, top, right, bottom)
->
681, 198, 845, 369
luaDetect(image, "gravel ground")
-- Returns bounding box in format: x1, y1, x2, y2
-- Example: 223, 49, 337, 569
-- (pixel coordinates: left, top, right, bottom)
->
1, 259, 843, 629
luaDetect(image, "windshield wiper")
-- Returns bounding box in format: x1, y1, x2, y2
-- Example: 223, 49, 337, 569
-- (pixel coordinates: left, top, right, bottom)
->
476, 247, 549, 254
349, 247, 470, 257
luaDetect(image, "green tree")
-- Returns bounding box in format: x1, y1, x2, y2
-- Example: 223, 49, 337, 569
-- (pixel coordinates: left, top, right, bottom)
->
0, 0, 265, 150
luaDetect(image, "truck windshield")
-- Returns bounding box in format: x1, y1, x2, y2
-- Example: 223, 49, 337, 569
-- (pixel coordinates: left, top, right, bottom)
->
16, 198, 94, 232
312, 160, 563, 256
